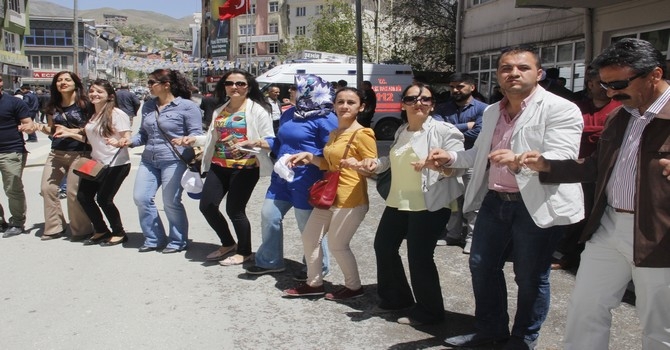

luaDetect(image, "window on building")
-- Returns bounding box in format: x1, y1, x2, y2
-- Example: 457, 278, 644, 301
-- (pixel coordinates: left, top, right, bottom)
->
25, 28, 74, 47
296, 26, 306, 36
471, 0, 492, 6
296, 7, 306, 16
316, 5, 323, 14
250, 4, 256, 14
239, 24, 256, 36
269, 1, 279, 12
613, 27, 670, 57
269, 42, 279, 54
40, 56, 53, 70
8, 0, 21, 12
4, 32, 18, 53
269, 22, 278, 34
239, 43, 256, 55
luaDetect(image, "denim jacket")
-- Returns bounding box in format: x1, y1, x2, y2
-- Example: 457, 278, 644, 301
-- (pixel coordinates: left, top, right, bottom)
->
131, 97, 203, 163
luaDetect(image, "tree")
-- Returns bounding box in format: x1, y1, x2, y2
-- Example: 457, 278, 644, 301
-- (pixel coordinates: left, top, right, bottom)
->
383, 0, 458, 71
280, 0, 372, 60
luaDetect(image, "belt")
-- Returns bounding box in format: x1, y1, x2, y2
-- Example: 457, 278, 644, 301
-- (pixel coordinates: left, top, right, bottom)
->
613, 208, 634, 214
492, 191, 522, 201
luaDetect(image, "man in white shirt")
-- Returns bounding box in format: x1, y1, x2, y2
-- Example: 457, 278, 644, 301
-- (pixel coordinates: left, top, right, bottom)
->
266, 84, 281, 133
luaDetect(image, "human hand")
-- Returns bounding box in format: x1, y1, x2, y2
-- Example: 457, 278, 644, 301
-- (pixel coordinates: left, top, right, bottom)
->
518, 151, 550, 172
410, 159, 425, 172
360, 158, 379, 173
286, 152, 313, 168
660, 158, 670, 181
424, 148, 452, 171
172, 136, 195, 146
340, 157, 362, 169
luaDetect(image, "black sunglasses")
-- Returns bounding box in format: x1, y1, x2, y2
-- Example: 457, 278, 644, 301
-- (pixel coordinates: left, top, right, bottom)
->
224, 81, 248, 88
147, 80, 163, 87
599, 71, 646, 90
402, 95, 433, 106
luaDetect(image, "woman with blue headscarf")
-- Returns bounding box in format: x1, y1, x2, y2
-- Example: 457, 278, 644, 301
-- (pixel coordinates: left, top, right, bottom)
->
240, 74, 337, 278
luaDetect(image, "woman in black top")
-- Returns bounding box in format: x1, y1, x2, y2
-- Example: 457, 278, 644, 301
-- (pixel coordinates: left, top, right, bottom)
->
35, 71, 93, 241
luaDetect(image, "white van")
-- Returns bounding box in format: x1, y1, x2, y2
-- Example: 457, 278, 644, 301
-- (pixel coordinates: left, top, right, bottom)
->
256, 62, 414, 140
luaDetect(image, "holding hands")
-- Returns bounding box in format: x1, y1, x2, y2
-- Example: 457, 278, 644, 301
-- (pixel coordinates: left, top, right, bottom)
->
171, 136, 196, 146
660, 158, 670, 181
423, 148, 453, 171
517, 151, 550, 172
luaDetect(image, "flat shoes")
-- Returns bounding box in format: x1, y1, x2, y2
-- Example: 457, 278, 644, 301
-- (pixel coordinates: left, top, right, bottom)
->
219, 254, 252, 266
206, 244, 237, 261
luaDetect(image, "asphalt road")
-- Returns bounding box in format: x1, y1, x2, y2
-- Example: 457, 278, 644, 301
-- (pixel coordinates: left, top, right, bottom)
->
0, 127, 641, 350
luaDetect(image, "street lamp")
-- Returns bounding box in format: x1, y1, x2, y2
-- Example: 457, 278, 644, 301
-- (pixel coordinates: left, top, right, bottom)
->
191, 12, 202, 90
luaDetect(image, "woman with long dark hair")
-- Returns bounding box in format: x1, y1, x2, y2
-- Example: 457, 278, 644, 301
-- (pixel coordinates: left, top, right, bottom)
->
176, 68, 274, 265
362, 82, 464, 325
118, 69, 202, 253
35, 71, 93, 241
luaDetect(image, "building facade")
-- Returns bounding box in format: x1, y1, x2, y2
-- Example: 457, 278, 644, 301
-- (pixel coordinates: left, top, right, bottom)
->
1, 0, 32, 92
459, 0, 670, 100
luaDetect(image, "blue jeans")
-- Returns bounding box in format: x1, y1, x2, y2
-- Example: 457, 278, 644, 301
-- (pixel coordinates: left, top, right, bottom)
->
255, 198, 330, 273
469, 191, 564, 342
133, 159, 188, 250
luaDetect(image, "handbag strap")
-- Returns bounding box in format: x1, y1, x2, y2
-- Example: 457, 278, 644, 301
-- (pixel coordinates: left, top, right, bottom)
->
332, 128, 361, 170
107, 147, 122, 166
154, 105, 195, 170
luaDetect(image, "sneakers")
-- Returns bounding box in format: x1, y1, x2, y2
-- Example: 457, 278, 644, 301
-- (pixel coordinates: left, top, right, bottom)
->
292, 270, 308, 282
245, 265, 285, 275
3, 226, 25, 238
58, 190, 67, 199
283, 283, 325, 297
436, 239, 447, 246
325, 287, 364, 301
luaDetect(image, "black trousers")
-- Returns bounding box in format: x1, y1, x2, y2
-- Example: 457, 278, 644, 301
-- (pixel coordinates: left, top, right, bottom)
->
77, 164, 131, 235
374, 206, 451, 324
199, 164, 259, 256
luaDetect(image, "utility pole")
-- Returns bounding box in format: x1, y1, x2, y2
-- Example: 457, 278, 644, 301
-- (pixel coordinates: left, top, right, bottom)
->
355, 0, 363, 88
73, 0, 78, 75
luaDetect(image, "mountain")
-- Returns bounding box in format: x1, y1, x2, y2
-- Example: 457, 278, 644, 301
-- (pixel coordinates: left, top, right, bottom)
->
31, 1, 195, 38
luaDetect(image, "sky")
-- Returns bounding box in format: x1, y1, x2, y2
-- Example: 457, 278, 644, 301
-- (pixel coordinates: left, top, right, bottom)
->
45, 0, 201, 19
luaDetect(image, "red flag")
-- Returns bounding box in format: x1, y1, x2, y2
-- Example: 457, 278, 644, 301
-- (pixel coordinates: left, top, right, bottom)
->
219, 0, 249, 20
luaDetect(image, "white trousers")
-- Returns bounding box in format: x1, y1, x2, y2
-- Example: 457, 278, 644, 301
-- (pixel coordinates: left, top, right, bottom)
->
564, 206, 670, 350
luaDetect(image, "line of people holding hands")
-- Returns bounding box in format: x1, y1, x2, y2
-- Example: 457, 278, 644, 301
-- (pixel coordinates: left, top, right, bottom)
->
2, 37, 668, 350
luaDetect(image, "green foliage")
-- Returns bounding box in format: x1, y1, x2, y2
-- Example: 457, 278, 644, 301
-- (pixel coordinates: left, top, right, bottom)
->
118, 24, 169, 51
384, 0, 457, 71
280, 0, 371, 60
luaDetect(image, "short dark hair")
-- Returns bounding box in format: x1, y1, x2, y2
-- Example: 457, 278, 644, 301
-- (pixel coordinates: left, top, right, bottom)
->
447, 73, 476, 85
591, 38, 666, 78
545, 68, 560, 79
497, 46, 541, 70
337, 79, 348, 87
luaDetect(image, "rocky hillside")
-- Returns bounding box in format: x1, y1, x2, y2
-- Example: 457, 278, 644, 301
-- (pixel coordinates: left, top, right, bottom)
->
31, 1, 194, 38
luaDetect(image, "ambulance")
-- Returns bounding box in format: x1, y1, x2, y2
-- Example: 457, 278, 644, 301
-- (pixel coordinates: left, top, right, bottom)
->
256, 62, 414, 140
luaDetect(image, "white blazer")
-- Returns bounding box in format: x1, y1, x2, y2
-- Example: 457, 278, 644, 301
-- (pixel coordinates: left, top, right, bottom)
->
452, 87, 585, 228
195, 98, 275, 172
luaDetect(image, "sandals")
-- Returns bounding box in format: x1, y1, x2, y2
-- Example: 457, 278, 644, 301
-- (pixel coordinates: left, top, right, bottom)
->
206, 244, 237, 261
219, 254, 253, 266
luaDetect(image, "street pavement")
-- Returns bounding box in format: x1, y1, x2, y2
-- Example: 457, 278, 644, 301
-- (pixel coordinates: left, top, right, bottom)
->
0, 126, 642, 349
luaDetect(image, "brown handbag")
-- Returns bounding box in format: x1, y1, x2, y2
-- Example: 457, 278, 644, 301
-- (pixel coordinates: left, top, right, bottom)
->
307, 129, 360, 209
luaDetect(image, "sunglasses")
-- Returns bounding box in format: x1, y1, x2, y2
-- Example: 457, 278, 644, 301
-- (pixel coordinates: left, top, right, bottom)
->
402, 95, 433, 106
147, 80, 162, 87
224, 81, 248, 88
599, 71, 646, 90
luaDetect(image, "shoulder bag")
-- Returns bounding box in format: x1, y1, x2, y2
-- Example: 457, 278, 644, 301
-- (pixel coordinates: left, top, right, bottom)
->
308, 129, 360, 209
72, 148, 122, 182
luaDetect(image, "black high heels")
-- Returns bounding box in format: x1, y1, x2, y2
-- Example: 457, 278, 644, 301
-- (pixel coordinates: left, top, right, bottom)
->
83, 232, 112, 246
100, 234, 128, 247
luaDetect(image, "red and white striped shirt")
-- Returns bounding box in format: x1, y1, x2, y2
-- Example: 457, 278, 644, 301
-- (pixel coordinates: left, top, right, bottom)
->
606, 86, 670, 211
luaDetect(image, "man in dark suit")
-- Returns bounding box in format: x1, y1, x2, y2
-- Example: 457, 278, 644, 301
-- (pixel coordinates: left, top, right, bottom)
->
20, 84, 39, 142
115, 83, 140, 126
521, 38, 670, 349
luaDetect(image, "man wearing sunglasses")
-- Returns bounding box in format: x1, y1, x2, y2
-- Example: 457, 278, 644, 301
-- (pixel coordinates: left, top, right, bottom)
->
426, 47, 584, 349
521, 38, 670, 350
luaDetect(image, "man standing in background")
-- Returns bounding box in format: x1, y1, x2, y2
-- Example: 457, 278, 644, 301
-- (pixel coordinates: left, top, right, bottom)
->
435, 73, 487, 253
20, 84, 39, 142
116, 83, 140, 125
